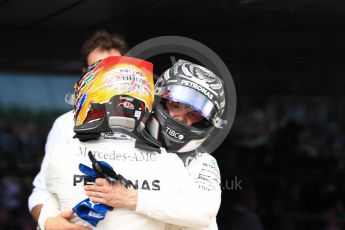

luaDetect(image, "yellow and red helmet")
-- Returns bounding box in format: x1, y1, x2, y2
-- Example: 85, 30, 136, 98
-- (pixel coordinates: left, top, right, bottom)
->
73, 56, 154, 134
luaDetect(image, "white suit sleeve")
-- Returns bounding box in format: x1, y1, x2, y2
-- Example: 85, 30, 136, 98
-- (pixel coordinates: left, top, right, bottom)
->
28, 153, 51, 212
38, 194, 61, 230
136, 153, 221, 228
28, 111, 74, 211
38, 143, 68, 230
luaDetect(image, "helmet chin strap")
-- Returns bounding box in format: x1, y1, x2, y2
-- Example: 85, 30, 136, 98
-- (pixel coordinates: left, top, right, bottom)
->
146, 115, 200, 155
152, 102, 211, 153
110, 117, 162, 152
73, 132, 101, 142
105, 99, 162, 151
74, 97, 162, 152
74, 118, 161, 152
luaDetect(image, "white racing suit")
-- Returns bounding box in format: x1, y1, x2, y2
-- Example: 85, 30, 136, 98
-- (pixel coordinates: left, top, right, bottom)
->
29, 111, 75, 211
39, 135, 221, 230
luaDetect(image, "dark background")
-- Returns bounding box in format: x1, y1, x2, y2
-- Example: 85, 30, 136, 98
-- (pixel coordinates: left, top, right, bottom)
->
1, 0, 345, 229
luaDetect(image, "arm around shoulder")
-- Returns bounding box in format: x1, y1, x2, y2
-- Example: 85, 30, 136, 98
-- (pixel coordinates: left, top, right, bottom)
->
136, 153, 222, 228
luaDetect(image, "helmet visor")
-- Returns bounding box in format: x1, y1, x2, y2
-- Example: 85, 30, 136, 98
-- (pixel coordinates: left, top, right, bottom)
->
158, 85, 216, 121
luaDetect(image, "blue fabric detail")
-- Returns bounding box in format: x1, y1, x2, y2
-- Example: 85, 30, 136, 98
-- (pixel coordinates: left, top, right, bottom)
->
72, 198, 113, 227
78, 164, 97, 178
78, 161, 114, 178
73, 161, 115, 226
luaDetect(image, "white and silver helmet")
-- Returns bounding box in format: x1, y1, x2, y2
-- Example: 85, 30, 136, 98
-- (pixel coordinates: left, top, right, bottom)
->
152, 59, 227, 153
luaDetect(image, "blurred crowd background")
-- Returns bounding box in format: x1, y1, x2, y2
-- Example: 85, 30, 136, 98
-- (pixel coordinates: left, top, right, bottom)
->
217, 96, 345, 230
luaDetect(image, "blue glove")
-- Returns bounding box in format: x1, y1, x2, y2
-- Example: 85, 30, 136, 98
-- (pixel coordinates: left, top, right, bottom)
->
72, 161, 114, 226
72, 198, 113, 227
78, 160, 114, 180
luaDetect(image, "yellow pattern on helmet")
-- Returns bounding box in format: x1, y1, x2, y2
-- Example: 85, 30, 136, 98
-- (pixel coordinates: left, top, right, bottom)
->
73, 56, 154, 127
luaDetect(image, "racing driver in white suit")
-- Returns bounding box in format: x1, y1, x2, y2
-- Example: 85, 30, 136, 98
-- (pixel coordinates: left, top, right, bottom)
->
83, 59, 228, 230
38, 58, 228, 230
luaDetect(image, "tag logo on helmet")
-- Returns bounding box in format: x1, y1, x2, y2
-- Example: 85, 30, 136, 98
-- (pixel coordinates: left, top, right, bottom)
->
166, 127, 184, 140
123, 101, 134, 109
117, 98, 134, 110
